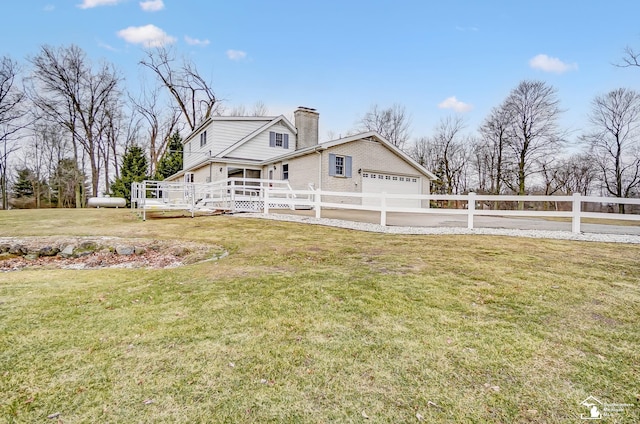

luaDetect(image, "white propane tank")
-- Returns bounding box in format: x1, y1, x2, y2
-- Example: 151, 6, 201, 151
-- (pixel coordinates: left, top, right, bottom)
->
87, 196, 127, 208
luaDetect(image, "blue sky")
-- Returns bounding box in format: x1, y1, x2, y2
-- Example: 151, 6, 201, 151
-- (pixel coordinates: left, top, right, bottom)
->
3, 0, 640, 144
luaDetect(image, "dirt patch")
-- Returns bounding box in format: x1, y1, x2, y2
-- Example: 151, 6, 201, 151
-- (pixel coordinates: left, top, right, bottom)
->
0, 236, 226, 272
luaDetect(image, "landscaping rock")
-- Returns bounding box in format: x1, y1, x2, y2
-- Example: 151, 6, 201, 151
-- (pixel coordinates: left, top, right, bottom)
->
79, 241, 97, 250
8, 244, 26, 255
60, 244, 76, 258
0, 236, 225, 271
38, 246, 59, 257
116, 245, 134, 256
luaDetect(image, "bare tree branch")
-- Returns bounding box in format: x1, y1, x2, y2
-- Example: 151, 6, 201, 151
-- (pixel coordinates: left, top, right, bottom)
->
358, 103, 411, 149
28, 45, 122, 200
140, 47, 217, 132
130, 86, 181, 176
0, 56, 29, 209
617, 46, 640, 68
581, 87, 640, 212
503, 80, 565, 197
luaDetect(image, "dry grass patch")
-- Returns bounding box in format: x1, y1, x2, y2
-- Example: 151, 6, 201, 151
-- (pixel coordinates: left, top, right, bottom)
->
0, 209, 638, 423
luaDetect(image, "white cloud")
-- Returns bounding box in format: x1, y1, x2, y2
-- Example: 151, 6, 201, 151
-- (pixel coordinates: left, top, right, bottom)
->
437, 96, 474, 113
226, 49, 247, 61
185, 36, 210, 47
117, 24, 176, 47
529, 54, 577, 74
43, 4, 55, 11
77, 0, 122, 9
140, 0, 164, 11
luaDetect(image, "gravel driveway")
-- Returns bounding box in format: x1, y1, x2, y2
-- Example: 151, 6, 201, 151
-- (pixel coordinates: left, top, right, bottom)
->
238, 209, 640, 244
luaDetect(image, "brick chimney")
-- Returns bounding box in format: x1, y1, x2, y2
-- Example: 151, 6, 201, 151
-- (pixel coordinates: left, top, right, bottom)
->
294, 107, 319, 150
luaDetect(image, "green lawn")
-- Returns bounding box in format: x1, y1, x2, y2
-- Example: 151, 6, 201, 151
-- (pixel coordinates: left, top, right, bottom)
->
1, 209, 638, 423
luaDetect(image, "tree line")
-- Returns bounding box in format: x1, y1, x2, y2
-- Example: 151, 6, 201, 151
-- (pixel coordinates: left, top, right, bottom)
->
1, 45, 215, 209
1, 44, 640, 210
358, 80, 640, 213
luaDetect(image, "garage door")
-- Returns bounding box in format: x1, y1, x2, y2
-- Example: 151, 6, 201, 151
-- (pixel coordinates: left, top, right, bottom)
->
361, 172, 422, 208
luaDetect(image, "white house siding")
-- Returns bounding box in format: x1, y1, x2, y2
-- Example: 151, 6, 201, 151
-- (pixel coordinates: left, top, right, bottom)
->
186, 162, 226, 183
227, 123, 295, 161
183, 119, 269, 170
183, 140, 199, 170
210, 120, 269, 154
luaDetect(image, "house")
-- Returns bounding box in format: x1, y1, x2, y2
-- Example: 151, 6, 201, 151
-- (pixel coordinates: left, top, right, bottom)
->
167, 107, 437, 207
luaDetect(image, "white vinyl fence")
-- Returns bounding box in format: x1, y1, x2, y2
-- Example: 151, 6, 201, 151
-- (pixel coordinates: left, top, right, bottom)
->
266, 188, 640, 234
132, 179, 640, 234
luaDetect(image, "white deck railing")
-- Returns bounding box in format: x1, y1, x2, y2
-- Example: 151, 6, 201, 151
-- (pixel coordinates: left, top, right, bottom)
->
131, 178, 306, 220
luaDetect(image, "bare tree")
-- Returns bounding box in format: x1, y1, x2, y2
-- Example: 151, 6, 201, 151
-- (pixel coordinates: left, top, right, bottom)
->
410, 136, 435, 168
410, 117, 469, 196
503, 80, 565, 198
0, 56, 28, 209
130, 87, 181, 177
432, 116, 470, 195
358, 103, 411, 149
618, 46, 640, 68
476, 103, 513, 195
251, 100, 268, 117
23, 126, 52, 208
555, 153, 597, 196
28, 45, 122, 201
224, 101, 269, 117
226, 104, 247, 117
539, 159, 562, 195
140, 47, 217, 132
28, 121, 71, 206
582, 88, 640, 212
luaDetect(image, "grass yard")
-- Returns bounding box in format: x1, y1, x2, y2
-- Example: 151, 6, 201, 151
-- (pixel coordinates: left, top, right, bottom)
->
0, 209, 639, 423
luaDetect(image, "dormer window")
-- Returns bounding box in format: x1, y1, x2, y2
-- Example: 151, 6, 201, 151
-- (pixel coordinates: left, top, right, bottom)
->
200, 131, 207, 147
269, 131, 289, 149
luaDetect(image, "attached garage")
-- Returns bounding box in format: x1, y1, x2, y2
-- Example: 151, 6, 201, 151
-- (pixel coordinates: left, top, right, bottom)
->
361, 171, 422, 208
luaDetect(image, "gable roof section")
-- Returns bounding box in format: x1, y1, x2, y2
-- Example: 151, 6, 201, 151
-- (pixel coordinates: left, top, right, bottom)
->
216, 115, 297, 158
264, 131, 438, 180
181, 115, 292, 145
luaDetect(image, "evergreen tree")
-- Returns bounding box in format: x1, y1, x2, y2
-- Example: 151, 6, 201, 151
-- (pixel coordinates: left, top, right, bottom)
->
154, 131, 183, 180
13, 168, 35, 198
12, 168, 52, 208
111, 145, 148, 206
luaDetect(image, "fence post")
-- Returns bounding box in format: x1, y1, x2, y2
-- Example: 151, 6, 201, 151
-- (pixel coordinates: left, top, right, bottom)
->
231, 185, 236, 213
315, 190, 321, 219
467, 192, 476, 229
141, 182, 146, 221
263, 186, 270, 215
572, 193, 581, 233
191, 184, 195, 218
380, 192, 387, 226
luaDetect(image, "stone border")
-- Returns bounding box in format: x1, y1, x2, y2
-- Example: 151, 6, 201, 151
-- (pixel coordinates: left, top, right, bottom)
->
0, 236, 225, 271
